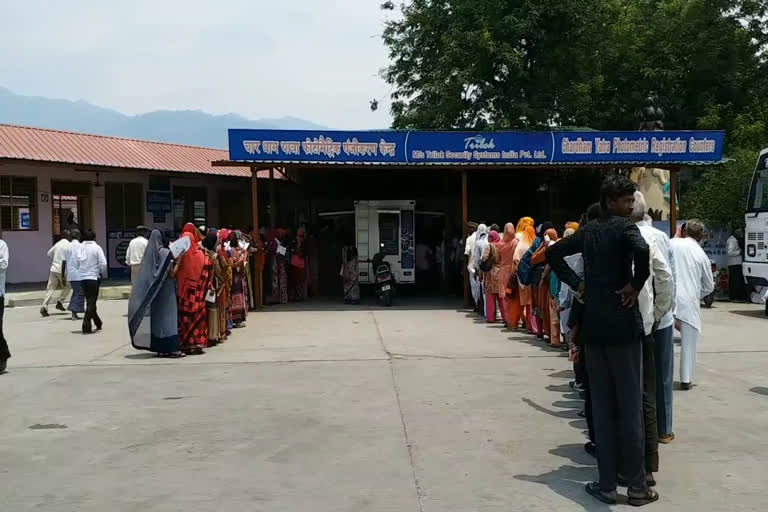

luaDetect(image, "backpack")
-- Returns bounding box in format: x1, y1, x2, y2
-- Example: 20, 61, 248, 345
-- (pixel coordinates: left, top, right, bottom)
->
517, 238, 541, 286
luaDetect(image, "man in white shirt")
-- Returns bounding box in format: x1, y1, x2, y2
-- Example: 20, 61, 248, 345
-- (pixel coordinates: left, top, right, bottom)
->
634, 197, 678, 443
126, 225, 149, 289
41, 230, 72, 317
464, 222, 481, 312
0, 233, 10, 373
66, 229, 85, 320
671, 220, 715, 390
79, 230, 107, 334
632, 192, 674, 481
726, 228, 745, 301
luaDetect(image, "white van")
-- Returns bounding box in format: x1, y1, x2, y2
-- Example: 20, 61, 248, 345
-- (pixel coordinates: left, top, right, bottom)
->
355, 200, 416, 285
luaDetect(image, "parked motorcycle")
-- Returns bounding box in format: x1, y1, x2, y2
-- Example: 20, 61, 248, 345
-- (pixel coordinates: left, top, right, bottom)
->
372, 250, 395, 307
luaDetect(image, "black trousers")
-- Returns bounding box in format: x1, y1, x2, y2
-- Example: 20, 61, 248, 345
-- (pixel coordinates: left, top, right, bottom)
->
573, 350, 595, 443
81, 280, 102, 333
585, 342, 645, 493
0, 296, 9, 360
728, 265, 746, 301
642, 335, 659, 473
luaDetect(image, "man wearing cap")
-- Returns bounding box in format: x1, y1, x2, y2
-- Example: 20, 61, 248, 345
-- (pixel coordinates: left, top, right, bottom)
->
126, 226, 149, 289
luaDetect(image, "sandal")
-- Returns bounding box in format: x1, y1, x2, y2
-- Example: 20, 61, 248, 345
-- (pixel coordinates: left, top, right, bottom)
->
628, 488, 659, 507
585, 482, 616, 505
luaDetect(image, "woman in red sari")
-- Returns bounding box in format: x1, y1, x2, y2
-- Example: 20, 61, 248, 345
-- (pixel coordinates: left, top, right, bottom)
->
290, 227, 308, 301
175, 223, 212, 354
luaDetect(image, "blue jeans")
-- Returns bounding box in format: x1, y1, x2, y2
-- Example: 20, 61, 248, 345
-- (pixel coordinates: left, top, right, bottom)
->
654, 325, 674, 436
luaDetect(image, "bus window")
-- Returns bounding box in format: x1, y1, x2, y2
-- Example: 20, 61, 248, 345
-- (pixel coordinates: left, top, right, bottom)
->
747, 152, 768, 212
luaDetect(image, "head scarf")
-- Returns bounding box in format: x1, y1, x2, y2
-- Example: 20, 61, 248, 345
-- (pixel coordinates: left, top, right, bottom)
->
495, 222, 519, 270
501, 223, 516, 244
176, 223, 208, 305
202, 230, 218, 251
488, 230, 501, 243
544, 228, 559, 246
128, 229, 178, 352
474, 224, 490, 267
516, 217, 536, 247
566, 221, 580, 232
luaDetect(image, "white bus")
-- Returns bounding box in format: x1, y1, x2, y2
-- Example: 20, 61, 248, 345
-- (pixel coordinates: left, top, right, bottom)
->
743, 148, 768, 311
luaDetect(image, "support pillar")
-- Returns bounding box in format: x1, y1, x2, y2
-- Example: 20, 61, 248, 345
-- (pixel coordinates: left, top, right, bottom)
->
269, 167, 277, 228
462, 170, 470, 307
250, 167, 260, 235
251, 166, 263, 308
669, 168, 678, 237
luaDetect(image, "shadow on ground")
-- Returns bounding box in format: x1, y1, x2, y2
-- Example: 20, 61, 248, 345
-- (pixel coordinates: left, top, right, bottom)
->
729, 309, 766, 319
263, 297, 464, 312
514, 444, 622, 511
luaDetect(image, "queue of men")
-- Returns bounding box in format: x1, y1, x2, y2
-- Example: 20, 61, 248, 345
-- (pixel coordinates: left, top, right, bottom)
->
37, 228, 107, 332
464, 175, 715, 506
549, 177, 715, 506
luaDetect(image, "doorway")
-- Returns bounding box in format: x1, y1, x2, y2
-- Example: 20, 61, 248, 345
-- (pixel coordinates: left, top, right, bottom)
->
173, 186, 207, 231
52, 181, 92, 243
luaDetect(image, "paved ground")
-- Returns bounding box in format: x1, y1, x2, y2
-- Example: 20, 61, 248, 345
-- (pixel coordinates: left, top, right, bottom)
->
1, 298, 767, 511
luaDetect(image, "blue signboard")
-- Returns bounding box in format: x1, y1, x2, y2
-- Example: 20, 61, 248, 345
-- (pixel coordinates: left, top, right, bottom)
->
551, 131, 724, 164
407, 131, 552, 164
19, 211, 30, 230
228, 129, 724, 166
228, 129, 407, 164
146, 191, 172, 214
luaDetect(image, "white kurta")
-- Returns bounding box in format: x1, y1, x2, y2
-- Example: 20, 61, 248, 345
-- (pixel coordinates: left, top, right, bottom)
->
558, 253, 584, 336
637, 224, 674, 336
670, 237, 715, 333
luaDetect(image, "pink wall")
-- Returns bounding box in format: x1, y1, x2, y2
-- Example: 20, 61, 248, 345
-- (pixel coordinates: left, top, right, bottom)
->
0, 162, 245, 284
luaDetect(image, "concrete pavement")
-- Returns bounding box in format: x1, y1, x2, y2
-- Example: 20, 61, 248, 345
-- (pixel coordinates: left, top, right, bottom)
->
1, 299, 767, 511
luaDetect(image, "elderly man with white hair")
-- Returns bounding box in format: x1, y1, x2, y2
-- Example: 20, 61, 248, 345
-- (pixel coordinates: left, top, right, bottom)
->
630, 191, 674, 484
633, 192, 678, 444
671, 219, 714, 392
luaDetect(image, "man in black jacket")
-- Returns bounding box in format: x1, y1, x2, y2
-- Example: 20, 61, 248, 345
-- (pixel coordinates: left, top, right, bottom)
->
547, 175, 657, 506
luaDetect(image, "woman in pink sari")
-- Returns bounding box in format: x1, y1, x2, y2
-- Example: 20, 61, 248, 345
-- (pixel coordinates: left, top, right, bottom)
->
481, 230, 504, 322
495, 223, 519, 328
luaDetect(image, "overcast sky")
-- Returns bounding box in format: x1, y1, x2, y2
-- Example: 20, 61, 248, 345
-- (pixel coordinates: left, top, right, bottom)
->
0, 0, 394, 129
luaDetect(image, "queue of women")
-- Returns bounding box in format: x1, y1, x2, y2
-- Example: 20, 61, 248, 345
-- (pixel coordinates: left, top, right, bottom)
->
128, 223, 318, 356
466, 217, 580, 347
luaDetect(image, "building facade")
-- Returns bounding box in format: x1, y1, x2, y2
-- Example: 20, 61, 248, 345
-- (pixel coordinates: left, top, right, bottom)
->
0, 124, 276, 284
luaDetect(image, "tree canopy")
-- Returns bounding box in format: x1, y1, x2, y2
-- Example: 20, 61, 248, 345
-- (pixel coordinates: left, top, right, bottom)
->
382, 0, 768, 225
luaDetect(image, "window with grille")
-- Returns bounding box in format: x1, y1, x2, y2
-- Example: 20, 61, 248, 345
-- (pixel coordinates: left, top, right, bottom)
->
0, 176, 38, 231
105, 183, 144, 230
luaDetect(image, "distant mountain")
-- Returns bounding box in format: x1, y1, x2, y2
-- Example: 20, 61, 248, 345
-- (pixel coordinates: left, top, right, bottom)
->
0, 86, 327, 148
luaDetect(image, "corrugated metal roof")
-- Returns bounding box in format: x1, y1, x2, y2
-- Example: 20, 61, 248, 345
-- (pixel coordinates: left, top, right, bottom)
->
0, 123, 274, 178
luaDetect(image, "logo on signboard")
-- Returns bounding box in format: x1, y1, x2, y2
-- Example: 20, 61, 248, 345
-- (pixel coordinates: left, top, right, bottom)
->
464, 135, 496, 151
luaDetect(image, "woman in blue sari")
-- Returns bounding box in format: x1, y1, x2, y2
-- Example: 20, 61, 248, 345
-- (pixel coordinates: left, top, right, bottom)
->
128, 230, 183, 357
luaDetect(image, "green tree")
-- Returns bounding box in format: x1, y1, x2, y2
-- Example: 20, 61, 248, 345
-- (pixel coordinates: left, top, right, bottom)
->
382, 0, 768, 225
